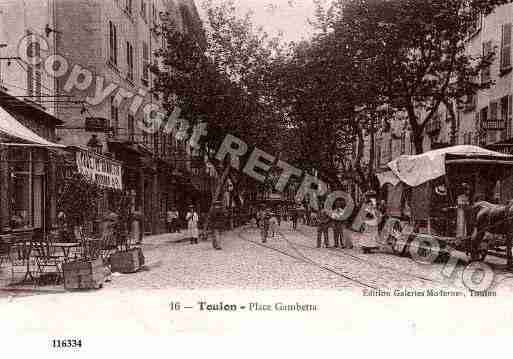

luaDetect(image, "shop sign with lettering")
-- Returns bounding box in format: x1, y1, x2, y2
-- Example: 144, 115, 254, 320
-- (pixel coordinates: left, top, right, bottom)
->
76, 150, 123, 190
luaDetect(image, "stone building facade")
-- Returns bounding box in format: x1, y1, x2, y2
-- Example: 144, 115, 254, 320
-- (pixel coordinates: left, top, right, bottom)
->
0, 0, 211, 234
363, 3, 513, 202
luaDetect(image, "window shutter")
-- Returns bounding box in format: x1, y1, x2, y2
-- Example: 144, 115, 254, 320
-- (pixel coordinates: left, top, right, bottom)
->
491, 101, 498, 121
501, 23, 512, 70
142, 42, 149, 83
499, 98, 506, 140
27, 66, 33, 96
508, 95, 513, 138
35, 69, 41, 103
114, 24, 117, 65
475, 111, 481, 142
482, 41, 492, 83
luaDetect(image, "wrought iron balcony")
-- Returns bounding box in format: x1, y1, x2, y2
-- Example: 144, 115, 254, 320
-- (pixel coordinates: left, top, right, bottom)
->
481, 119, 506, 131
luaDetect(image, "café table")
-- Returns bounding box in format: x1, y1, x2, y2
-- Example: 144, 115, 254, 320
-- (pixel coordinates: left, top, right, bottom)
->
49, 242, 82, 262
10, 241, 82, 283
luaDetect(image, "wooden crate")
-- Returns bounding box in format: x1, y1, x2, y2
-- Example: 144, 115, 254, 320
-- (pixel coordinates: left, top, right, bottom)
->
62, 258, 106, 290
110, 247, 145, 273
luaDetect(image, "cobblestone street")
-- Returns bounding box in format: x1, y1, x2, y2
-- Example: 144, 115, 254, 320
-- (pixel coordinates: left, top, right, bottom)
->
3, 221, 513, 297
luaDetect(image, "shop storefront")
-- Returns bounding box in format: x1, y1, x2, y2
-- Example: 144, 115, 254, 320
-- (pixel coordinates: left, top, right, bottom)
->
0, 91, 64, 237
56, 146, 125, 236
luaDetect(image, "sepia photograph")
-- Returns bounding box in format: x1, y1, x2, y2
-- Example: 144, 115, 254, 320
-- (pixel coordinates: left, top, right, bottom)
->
1, 0, 513, 350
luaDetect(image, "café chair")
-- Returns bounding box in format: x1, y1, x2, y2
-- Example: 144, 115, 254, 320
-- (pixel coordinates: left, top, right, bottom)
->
32, 232, 64, 285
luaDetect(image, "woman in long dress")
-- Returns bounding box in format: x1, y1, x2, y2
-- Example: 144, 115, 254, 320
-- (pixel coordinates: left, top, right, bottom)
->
186, 205, 200, 245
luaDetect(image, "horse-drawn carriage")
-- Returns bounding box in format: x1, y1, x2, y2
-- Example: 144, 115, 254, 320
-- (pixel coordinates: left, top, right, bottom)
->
377, 145, 513, 264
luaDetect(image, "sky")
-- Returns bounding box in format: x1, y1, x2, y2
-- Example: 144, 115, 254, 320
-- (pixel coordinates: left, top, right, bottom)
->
197, 0, 319, 43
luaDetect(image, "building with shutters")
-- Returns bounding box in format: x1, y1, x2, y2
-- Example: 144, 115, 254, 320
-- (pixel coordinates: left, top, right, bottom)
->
0, 0, 210, 235
359, 3, 513, 202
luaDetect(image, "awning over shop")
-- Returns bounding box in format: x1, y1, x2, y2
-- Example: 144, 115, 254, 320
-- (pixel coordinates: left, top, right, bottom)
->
0, 106, 64, 147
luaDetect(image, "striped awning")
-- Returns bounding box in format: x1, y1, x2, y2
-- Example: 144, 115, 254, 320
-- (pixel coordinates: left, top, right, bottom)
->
0, 105, 64, 147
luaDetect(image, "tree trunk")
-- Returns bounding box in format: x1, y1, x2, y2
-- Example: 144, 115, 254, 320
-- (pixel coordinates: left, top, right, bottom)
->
203, 162, 231, 235
405, 102, 425, 155
412, 131, 424, 155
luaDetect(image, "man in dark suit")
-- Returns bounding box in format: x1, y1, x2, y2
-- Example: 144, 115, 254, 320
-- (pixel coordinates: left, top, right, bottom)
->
317, 209, 331, 248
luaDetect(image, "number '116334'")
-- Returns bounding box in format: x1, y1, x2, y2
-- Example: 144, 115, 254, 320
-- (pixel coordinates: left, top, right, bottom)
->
51, 339, 82, 348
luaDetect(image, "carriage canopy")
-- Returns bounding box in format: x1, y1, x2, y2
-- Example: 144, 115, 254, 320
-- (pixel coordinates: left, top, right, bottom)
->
377, 145, 513, 188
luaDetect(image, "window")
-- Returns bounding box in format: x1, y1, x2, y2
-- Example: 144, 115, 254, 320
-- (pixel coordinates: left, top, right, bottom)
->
109, 21, 118, 66
490, 101, 498, 122
464, 93, 477, 112
468, 11, 482, 37
153, 132, 159, 153
110, 96, 119, 136
141, 0, 147, 20
125, 0, 132, 15
142, 41, 149, 86
128, 114, 135, 141
126, 41, 134, 81
161, 132, 167, 156
480, 106, 488, 123
501, 95, 513, 138
501, 23, 512, 72
400, 133, 406, 154
152, 3, 157, 24
463, 132, 472, 144
482, 40, 492, 84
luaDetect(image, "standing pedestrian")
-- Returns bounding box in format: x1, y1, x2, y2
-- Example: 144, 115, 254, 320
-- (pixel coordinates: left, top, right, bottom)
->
131, 209, 143, 244
167, 207, 179, 233
261, 207, 272, 243
269, 211, 279, 238
211, 201, 226, 250
317, 209, 331, 248
360, 190, 381, 253
186, 205, 200, 244
166, 208, 173, 233
291, 206, 299, 230
331, 198, 347, 248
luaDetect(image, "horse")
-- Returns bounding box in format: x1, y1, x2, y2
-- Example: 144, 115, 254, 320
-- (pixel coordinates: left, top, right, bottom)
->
469, 200, 513, 263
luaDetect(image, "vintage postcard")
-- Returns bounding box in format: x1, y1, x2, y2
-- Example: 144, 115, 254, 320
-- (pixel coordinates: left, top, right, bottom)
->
1, 0, 513, 353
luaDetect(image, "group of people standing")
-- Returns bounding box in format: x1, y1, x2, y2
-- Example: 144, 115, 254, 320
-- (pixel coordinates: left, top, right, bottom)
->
250, 197, 352, 247
166, 205, 201, 245
315, 199, 349, 249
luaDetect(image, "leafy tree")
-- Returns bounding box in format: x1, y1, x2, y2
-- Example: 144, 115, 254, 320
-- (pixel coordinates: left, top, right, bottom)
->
56, 172, 102, 227
333, 0, 511, 154
272, 14, 384, 192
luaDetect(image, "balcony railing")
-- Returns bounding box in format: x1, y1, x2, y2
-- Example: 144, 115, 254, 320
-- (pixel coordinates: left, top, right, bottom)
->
481, 119, 506, 131
486, 143, 513, 155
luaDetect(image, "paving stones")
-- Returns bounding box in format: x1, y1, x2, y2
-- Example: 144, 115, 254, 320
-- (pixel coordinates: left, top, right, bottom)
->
2, 222, 511, 293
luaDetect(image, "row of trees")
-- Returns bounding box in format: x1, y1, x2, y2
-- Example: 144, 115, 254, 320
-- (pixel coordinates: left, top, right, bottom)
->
153, 0, 290, 201
274, 0, 510, 192
153, 0, 510, 198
